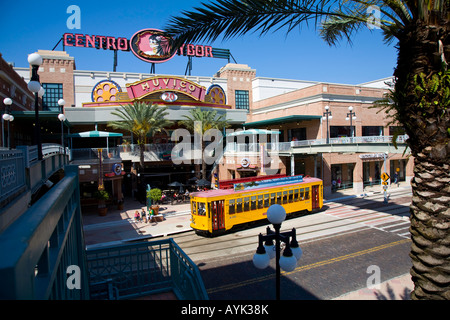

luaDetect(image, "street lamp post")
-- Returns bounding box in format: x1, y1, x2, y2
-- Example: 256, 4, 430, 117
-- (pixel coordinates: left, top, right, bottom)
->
58, 99, 66, 156
253, 204, 303, 300
27, 53, 44, 160
346, 106, 356, 140
2, 98, 13, 149
322, 105, 332, 144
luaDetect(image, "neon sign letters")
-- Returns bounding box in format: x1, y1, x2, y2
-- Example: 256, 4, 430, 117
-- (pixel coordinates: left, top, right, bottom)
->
63, 29, 215, 64
126, 76, 206, 101
64, 33, 129, 51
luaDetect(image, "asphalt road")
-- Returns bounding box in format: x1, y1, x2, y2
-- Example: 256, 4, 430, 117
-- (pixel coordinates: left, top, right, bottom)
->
167, 188, 412, 300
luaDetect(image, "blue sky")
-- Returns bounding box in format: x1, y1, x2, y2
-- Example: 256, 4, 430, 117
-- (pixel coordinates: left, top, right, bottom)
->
0, 0, 397, 84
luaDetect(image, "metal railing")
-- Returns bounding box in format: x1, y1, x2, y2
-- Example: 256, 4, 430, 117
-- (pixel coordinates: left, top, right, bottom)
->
119, 143, 175, 155
0, 149, 26, 206
0, 165, 89, 299
70, 147, 121, 161
224, 135, 408, 153
1, 145, 69, 207
86, 239, 208, 300
288, 134, 408, 148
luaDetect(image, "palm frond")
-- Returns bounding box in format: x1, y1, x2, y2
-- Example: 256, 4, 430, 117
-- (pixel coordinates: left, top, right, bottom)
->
165, 0, 419, 50
108, 102, 173, 139
165, 0, 344, 47
178, 108, 230, 133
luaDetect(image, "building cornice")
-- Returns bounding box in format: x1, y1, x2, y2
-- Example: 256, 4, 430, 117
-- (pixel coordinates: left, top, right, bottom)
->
251, 92, 382, 115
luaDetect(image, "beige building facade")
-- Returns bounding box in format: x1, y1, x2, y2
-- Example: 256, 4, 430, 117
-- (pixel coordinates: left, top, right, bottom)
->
11, 51, 412, 198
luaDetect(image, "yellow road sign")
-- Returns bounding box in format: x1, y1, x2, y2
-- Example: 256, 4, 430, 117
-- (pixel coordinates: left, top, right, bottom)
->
381, 172, 390, 182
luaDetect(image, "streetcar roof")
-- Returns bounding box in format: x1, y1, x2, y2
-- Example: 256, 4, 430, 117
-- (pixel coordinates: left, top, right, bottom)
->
191, 177, 322, 198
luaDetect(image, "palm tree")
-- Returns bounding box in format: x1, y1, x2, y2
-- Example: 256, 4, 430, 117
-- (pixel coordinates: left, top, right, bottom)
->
165, 0, 449, 299
108, 102, 173, 171
178, 108, 229, 179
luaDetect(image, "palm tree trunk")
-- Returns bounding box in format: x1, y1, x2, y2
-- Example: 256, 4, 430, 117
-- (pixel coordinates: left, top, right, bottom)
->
139, 141, 145, 172
394, 21, 450, 300
201, 140, 207, 180
409, 153, 450, 300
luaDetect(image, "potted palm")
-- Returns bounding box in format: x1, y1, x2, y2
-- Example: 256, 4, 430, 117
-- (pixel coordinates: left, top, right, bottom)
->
147, 188, 163, 221
148, 188, 162, 215
94, 189, 110, 216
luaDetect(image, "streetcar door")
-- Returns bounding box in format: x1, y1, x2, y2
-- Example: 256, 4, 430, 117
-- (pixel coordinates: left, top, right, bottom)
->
312, 185, 320, 209
211, 200, 225, 231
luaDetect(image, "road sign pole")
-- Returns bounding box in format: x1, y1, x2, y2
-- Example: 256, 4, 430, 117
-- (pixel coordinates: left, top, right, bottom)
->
383, 153, 388, 203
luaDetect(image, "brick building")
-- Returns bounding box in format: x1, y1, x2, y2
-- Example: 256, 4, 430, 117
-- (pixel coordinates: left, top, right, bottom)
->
10, 49, 412, 198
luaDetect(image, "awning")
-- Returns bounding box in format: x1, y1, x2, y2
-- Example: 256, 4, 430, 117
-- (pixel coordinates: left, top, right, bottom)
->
242, 115, 322, 128
226, 128, 280, 136
67, 130, 123, 138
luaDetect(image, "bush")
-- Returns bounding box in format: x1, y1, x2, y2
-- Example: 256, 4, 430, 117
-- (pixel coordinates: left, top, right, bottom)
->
147, 188, 162, 203
94, 189, 110, 200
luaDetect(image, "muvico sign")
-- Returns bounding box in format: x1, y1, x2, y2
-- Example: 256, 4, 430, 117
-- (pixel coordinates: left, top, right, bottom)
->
126, 76, 206, 101
62, 28, 219, 64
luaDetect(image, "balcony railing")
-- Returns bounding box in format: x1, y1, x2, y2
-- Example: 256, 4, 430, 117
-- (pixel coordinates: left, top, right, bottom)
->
1, 145, 69, 207
224, 135, 409, 153
0, 149, 26, 206
70, 147, 121, 161
0, 165, 89, 299
288, 134, 408, 147
86, 239, 209, 300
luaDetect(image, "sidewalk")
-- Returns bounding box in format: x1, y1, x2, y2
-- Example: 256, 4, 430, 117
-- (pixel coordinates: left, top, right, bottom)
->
333, 273, 413, 300
324, 180, 411, 202
82, 198, 192, 249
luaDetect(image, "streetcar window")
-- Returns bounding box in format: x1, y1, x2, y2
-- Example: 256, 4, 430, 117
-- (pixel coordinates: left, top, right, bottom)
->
270, 193, 276, 206
300, 188, 305, 200
294, 189, 299, 201
305, 187, 310, 200
276, 192, 282, 204
283, 191, 288, 204
258, 195, 264, 209
288, 190, 294, 203
251, 196, 257, 210
192, 202, 197, 215
236, 198, 243, 213
229, 199, 235, 214
198, 203, 206, 216
244, 197, 250, 211
264, 194, 270, 207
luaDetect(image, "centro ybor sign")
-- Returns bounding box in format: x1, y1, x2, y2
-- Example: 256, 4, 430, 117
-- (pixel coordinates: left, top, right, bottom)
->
63, 28, 216, 64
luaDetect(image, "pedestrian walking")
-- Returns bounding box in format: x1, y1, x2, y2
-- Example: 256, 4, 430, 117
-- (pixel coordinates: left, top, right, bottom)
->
393, 171, 399, 187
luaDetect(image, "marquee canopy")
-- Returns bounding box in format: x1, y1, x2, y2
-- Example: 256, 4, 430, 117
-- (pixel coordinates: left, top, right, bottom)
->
67, 130, 123, 138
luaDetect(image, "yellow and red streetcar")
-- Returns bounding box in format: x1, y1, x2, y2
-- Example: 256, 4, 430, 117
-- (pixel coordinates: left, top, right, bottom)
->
190, 175, 323, 236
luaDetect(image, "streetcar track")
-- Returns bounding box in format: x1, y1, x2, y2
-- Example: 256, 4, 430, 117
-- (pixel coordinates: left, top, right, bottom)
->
170, 209, 409, 260
160, 190, 412, 260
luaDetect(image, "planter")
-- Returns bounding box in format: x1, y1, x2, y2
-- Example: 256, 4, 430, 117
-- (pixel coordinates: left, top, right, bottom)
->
151, 205, 160, 215
151, 214, 164, 222
98, 207, 108, 216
